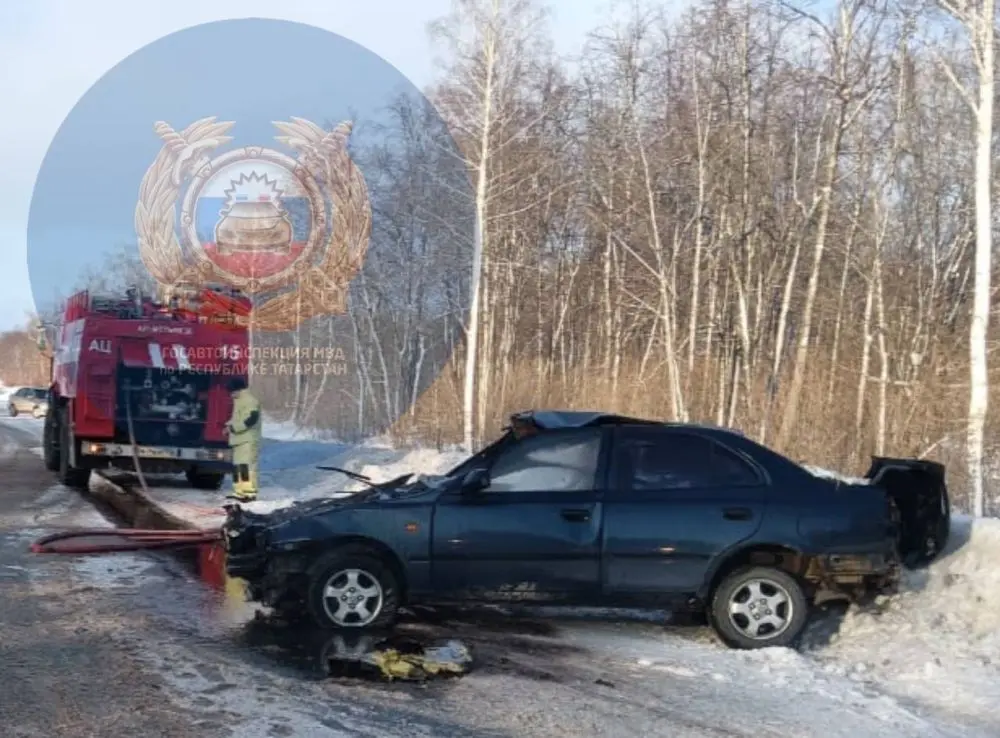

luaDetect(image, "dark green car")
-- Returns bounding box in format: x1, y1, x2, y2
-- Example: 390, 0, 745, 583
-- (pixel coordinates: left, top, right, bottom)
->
222, 410, 951, 650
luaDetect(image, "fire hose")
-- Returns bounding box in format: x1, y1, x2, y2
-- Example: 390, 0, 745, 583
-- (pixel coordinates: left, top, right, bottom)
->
30, 386, 224, 555
124, 387, 153, 500
30, 527, 221, 554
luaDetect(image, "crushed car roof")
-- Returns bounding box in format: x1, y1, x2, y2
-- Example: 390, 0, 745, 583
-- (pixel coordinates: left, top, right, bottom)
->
509, 409, 745, 436
510, 409, 657, 429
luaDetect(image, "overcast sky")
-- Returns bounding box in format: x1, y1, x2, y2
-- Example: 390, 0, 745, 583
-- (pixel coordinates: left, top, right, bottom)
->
0, 0, 721, 331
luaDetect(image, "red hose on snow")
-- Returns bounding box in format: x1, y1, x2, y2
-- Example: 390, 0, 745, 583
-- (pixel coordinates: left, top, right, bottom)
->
30, 388, 228, 556
30, 527, 222, 554
31, 386, 232, 556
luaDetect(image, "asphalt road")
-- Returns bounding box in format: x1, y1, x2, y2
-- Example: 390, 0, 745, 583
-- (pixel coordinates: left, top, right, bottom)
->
0, 421, 201, 737
0, 419, 477, 738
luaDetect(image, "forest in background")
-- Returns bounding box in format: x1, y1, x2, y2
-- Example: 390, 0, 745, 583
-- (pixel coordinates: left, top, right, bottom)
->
5, 0, 1000, 515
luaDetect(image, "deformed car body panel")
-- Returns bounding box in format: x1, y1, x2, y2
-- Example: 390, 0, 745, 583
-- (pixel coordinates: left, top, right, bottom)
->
864, 456, 950, 566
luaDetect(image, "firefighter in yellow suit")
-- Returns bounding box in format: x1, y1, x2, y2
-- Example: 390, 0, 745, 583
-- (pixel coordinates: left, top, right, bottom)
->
225, 377, 262, 502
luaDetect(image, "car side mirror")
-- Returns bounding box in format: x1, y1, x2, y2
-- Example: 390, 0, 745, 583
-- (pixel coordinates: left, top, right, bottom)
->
461, 467, 490, 494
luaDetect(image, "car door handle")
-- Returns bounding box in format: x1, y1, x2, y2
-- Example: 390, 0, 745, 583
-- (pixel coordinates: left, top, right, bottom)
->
722, 507, 752, 521
561, 508, 591, 523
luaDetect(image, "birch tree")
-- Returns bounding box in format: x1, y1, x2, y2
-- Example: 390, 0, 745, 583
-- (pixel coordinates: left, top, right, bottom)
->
775, 0, 891, 451
429, 0, 549, 451
933, 0, 996, 516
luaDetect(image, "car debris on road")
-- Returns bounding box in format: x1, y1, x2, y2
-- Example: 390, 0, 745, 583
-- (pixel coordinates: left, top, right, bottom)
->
342, 638, 472, 682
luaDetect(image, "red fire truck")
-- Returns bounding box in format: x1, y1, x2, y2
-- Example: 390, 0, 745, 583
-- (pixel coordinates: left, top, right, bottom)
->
42, 284, 252, 490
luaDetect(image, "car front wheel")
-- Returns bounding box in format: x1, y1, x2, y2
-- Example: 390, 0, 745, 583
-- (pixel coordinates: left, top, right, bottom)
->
8, 405, 17, 417
305, 546, 400, 631
709, 566, 808, 649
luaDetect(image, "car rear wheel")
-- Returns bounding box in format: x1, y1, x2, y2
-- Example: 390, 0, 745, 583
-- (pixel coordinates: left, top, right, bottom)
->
709, 566, 808, 649
306, 546, 400, 631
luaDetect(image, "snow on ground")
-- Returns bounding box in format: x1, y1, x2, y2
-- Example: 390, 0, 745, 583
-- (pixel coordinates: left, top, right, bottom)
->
0, 410, 45, 443
800, 514, 1000, 731
0, 402, 45, 456
511, 515, 1000, 735
551, 621, 970, 737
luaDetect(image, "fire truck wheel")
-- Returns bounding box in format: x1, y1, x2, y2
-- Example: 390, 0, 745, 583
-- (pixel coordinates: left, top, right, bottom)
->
43, 408, 59, 471
58, 408, 90, 490
186, 469, 225, 491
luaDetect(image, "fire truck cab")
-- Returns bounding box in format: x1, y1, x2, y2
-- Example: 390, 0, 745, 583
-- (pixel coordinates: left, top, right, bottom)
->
43, 284, 252, 490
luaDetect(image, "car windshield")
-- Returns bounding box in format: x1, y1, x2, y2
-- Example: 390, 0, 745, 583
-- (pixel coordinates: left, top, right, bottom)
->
443, 429, 518, 478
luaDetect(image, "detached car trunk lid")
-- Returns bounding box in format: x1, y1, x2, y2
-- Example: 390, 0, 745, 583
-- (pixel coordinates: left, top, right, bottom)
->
864, 456, 950, 567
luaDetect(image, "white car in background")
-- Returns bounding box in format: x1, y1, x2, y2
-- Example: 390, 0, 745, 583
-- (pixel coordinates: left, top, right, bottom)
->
7, 387, 49, 418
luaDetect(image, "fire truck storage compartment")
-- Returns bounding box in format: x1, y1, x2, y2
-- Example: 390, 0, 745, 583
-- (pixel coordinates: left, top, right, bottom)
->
117, 365, 211, 447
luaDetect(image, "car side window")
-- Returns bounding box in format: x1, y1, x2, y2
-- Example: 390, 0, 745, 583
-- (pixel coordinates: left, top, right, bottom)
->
616, 430, 760, 491
486, 429, 602, 493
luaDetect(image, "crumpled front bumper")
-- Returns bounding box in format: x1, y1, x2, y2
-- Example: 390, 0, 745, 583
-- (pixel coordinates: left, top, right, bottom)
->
222, 514, 316, 608
222, 511, 269, 579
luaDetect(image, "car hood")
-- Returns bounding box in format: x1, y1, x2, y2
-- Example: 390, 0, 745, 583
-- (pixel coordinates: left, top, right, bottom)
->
230, 473, 454, 529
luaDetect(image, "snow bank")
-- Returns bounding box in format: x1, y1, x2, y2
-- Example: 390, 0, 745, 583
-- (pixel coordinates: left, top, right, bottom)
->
258, 414, 343, 443
337, 444, 467, 491
157, 432, 468, 524
801, 464, 871, 485
806, 514, 1000, 725
243, 440, 467, 515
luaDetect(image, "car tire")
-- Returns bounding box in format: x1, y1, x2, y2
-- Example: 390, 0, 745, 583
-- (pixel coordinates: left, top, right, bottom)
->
305, 546, 401, 632
709, 566, 809, 650
8, 405, 17, 417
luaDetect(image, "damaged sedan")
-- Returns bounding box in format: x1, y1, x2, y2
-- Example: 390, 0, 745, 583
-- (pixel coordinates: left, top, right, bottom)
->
222, 410, 950, 649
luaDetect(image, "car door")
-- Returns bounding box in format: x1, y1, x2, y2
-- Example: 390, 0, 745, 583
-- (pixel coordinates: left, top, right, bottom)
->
602, 426, 766, 599
431, 426, 608, 603
12, 389, 27, 412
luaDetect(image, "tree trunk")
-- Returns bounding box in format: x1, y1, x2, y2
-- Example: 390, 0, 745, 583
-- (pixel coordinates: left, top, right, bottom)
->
968, 19, 994, 516
462, 19, 495, 452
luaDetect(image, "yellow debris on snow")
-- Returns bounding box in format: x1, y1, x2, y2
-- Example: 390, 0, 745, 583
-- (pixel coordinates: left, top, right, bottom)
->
362, 640, 473, 681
